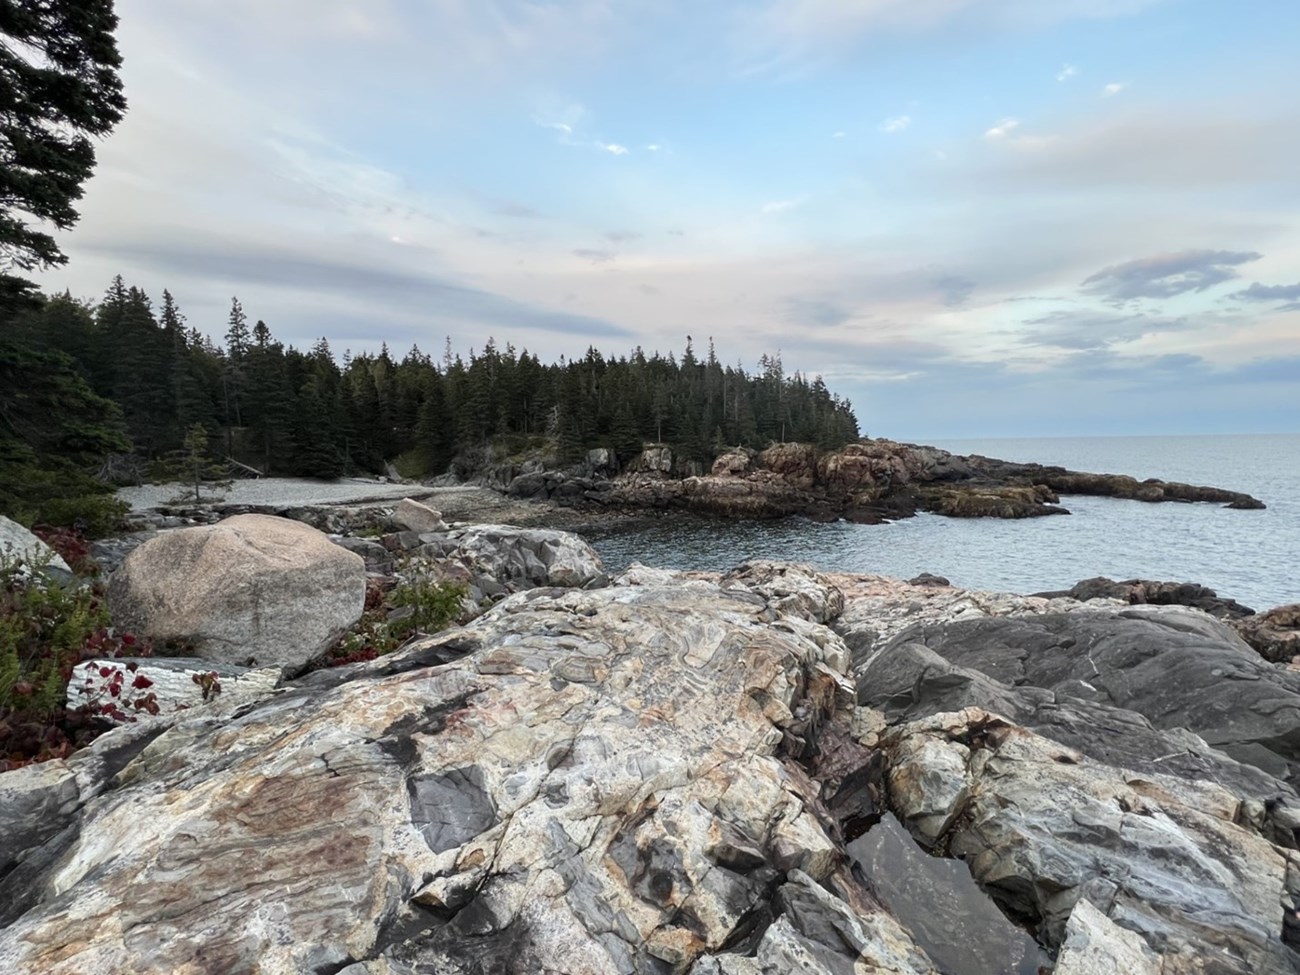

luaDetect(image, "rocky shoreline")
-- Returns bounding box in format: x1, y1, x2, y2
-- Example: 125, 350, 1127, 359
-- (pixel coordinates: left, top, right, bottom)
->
483, 437, 1267, 523
3, 507, 1300, 974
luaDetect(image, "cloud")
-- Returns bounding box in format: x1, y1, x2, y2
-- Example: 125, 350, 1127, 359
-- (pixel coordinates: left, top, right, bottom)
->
881, 115, 911, 133
761, 197, 805, 214
534, 109, 630, 157
832, 130, 846, 139
984, 118, 1020, 139
933, 274, 975, 307
84, 236, 633, 339
495, 201, 542, 219
1057, 63, 1078, 82
782, 294, 855, 327
604, 231, 642, 243
1081, 250, 1262, 301
573, 248, 617, 264
1232, 281, 1300, 301
1021, 309, 1187, 349
1102, 81, 1128, 97
1231, 282, 1300, 304
969, 108, 1300, 188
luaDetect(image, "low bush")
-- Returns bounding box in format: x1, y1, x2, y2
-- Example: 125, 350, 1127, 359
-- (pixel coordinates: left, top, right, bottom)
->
318, 575, 468, 669
0, 557, 150, 770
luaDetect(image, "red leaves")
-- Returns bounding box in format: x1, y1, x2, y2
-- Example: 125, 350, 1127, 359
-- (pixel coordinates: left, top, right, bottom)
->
131, 674, 153, 689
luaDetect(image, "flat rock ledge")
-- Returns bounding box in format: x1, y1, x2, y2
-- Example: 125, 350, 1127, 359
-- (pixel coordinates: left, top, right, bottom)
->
2, 564, 1299, 974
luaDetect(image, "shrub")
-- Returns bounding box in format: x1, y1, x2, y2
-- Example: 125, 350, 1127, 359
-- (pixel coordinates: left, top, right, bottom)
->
318, 575, 467, 669
0, 558, 150, 770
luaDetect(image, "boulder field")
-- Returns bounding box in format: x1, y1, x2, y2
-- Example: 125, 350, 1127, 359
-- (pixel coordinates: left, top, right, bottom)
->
4, 542, 1300, 973
488, 439, 1266, 522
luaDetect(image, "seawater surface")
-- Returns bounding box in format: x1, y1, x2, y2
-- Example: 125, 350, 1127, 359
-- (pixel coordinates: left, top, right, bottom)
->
583, 433, 1300, 611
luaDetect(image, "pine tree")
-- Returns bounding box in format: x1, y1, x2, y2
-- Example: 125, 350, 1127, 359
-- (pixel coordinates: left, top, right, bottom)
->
0, 0, 127, 273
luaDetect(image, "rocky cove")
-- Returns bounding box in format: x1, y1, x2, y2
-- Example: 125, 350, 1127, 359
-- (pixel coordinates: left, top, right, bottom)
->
4, 496, 1300, 974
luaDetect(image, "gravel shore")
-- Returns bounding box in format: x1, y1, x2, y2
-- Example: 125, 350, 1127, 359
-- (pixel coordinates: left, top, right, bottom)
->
114, 478, 589, 528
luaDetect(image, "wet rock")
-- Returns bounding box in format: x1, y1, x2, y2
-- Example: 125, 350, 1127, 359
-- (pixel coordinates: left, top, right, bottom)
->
1235, 604, 1300, 664
107, 514, 366, 671
906, 572, 950, 588
914, 483, 1068, 518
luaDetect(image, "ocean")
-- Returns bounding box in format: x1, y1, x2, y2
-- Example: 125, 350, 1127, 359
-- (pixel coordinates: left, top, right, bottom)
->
582, 433, 1300, 611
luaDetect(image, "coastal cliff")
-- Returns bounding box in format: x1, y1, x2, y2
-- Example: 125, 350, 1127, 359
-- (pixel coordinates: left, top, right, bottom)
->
3, 519, 1299, 974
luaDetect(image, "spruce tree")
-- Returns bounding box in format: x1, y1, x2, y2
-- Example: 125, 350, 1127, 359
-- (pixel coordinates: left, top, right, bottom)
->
0, 0, 126, 273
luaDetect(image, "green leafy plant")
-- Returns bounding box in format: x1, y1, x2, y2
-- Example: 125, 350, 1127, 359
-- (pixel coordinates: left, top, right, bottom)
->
0, 555, 151, 770
318, 575, 467, 669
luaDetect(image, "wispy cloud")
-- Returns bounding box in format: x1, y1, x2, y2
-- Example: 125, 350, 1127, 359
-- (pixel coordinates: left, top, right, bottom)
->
534, 109, 630, 157
984, 118, 1020, 139
573, 248, 616, 264
1057, 63, 1078, 82
832, 130, 846, 139
1102, 81, 1128, 97
881, 115, 911, 133
1081, 250, 1263, 301
761, 197, 805, 214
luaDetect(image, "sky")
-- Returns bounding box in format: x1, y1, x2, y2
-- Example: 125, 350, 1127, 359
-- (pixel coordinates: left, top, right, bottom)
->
35, 0, 1300, 439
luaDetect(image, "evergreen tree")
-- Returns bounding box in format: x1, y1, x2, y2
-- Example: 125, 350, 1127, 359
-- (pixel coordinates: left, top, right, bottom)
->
0, 0, 127, 273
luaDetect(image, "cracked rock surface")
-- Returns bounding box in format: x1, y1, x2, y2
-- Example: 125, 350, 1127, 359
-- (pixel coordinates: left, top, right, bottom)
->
3, 564, 1300, 974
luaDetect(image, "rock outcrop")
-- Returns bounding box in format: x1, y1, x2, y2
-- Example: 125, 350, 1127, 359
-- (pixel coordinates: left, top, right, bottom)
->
0, 515, 70, 576
1235, 604, 1300, 664
601, 438, 1265, 522
107, 514, 366, 671
1035, 575, 1257, 618
4, 561, 1299, 973
415, 523, 608, 596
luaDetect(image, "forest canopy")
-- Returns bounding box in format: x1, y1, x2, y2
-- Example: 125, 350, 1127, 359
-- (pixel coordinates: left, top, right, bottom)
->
5, 279, 860, 493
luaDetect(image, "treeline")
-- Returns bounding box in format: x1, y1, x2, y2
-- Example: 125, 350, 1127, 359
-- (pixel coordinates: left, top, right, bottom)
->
2, 276, 859, 510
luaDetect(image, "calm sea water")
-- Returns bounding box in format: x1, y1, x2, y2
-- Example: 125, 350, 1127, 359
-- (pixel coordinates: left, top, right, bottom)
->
583, 433, 1300, 611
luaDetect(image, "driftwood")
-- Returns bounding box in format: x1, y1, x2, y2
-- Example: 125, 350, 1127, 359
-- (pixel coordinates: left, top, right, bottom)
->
223, 456, 264, 479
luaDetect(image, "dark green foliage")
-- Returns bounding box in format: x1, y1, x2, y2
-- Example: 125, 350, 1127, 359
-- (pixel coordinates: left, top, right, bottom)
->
10, 275, 861, 483
0, 329, 130, 532
0, 0, 126, 272
164, 423, 232, 503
